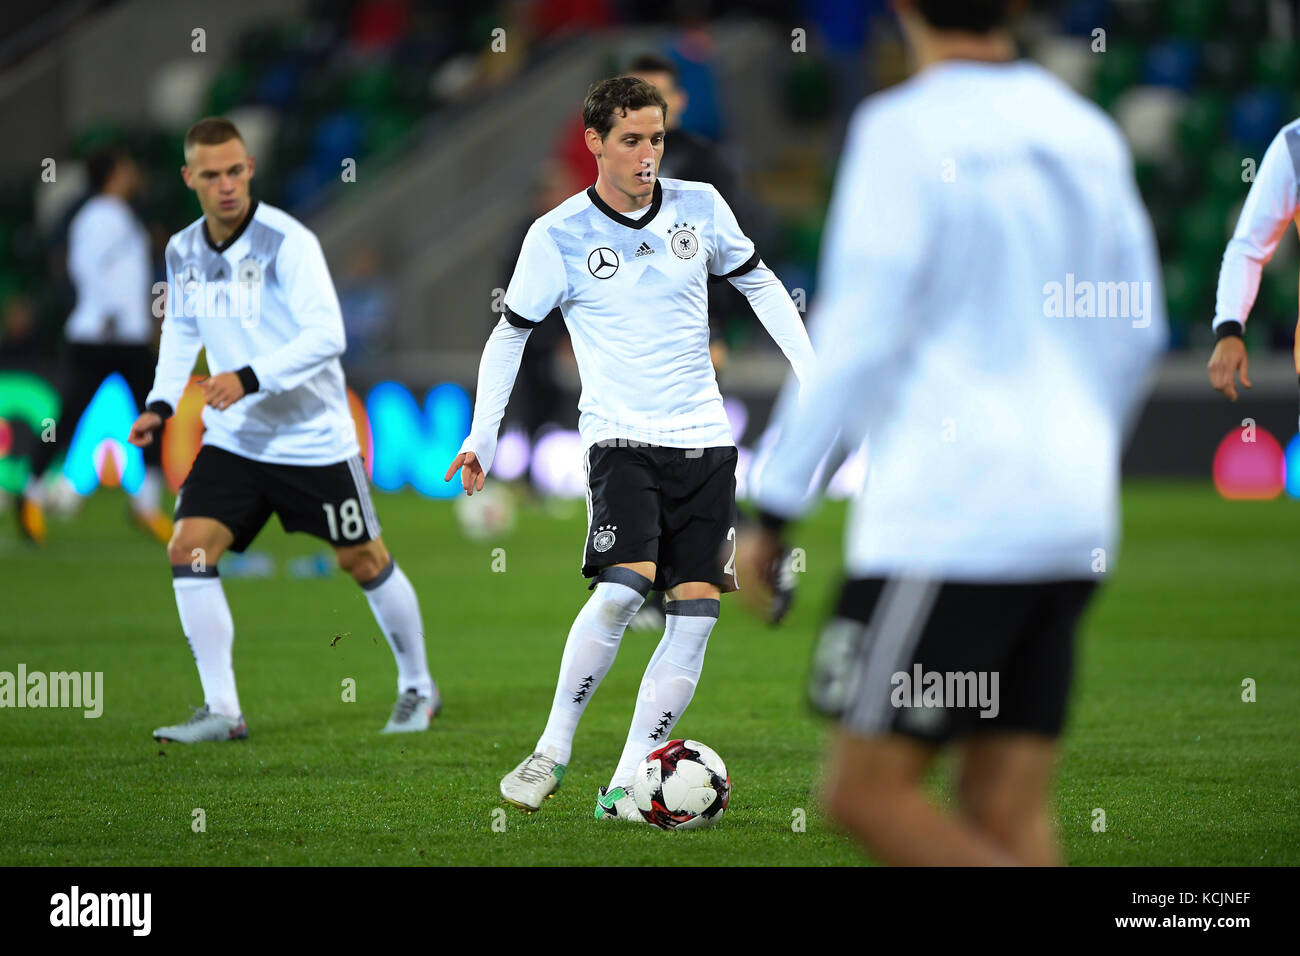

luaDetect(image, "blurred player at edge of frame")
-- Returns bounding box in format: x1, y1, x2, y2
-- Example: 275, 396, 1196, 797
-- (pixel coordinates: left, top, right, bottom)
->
1206, 114, 1300, 411
128, 118, 438, 741
738, 0, 1168, 864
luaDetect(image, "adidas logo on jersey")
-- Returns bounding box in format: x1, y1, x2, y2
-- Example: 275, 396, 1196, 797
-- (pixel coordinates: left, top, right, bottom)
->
634, 242, 655, 258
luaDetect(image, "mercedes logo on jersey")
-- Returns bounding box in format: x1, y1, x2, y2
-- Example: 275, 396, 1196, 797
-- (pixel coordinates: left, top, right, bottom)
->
587, 247, 619, 279
668, 223, 699, 260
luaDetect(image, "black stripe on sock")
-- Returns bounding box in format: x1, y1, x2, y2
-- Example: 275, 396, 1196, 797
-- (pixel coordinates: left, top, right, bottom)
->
172, 564, 219, 579
665, 598, 720, 618
361, 559, 396, 591
596, 566, 653, 597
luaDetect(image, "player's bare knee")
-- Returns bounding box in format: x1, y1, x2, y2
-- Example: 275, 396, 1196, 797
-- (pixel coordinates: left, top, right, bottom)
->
337, 544, 386, 584
167, 533, 219, 567
667, 581, 721, 602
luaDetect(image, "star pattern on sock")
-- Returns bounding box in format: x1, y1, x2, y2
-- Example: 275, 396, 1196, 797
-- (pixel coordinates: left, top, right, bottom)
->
572, 674, 595, 704
648, 711, 675, 741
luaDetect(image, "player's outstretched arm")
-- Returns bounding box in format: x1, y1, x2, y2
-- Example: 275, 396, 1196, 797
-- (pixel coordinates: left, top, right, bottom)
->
445, 316, 534, 495
443, 450, 485, 496
726, 262, 816, 386
1209, 123, 1295, 398
138, 241, 203, 435
1208, 333, 1251, 401
128, 411, 164, 447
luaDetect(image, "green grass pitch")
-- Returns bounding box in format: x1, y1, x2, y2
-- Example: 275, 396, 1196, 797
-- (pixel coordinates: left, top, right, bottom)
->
1, 480, 1296, 865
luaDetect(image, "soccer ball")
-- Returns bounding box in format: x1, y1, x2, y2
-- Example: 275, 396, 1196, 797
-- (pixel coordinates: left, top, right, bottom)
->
452, 482, 515, 541
632, 738, 730, 830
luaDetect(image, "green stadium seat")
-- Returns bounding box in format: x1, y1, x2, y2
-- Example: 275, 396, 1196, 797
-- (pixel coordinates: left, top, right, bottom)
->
72, 123, 124, 157
1168, 0, 1219, 38
365, 109, 414, 155
1177, 91, 1226, 154
1206, 146, 1256, 207
206, 66, 251, 116
347, 65, 398, 111
1092, 42, 1141, 111
1255, 41, 1299, 90
1178, 195, 1235, 267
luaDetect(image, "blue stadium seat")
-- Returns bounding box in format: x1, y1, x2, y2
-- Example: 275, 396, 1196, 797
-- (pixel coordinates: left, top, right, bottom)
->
1143, 39, 1199, 92
1230, 89, 1285, 153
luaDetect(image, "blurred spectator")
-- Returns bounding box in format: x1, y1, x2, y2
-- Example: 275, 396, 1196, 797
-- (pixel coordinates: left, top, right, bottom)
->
337, 246, 396, 367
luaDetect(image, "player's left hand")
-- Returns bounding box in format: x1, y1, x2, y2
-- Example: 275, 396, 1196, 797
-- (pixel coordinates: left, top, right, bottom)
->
734, 524, 783, 620
199, 372, 246, 411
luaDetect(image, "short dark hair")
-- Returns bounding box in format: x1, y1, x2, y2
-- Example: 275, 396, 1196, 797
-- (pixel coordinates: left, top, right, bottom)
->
914, 0, 1012, 32
184, 116, 245, 158
582, 76, 669, 141
625, 52, 679, 82
86, 147, 127, 192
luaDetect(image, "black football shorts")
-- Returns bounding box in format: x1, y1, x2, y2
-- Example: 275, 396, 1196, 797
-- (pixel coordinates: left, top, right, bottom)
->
580, 441, 739, 593
809, 576, 1098, 744
174, 444, 380, 552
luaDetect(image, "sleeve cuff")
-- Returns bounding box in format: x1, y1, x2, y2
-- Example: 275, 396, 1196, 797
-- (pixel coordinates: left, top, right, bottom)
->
146, 400, 174, 421
712, 249, 761, 281
236, 365, 261, 395
1215, 321, 1244, 341
503, 307, 542, 330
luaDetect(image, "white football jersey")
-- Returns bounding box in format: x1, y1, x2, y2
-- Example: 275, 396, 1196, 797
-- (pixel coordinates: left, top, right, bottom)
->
751, 60, 1168, 582
64, 195, 153, 345
503, 177, 762, 450
1214, 116, 1300, 332
146, 201, 360, 466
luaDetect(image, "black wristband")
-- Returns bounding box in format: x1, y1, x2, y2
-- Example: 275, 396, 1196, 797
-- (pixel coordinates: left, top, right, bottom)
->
1215, 321, 1244, 341
146, 400, 173, 421
757, 509, 789, 536
236, 365, 260, 395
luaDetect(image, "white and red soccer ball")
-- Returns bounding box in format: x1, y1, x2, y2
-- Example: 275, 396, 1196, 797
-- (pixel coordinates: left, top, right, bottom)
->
632, 738, 730, 830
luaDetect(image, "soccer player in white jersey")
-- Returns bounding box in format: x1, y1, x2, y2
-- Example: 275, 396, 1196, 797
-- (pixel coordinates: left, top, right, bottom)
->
18, 147, 170, 545
1207, 116, 1300, 400
445, 77, 816, 820
739, 0, 1167, 864
127, 118, 437, 741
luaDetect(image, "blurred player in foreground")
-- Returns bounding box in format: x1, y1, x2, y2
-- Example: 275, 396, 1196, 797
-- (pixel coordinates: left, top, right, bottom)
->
17, 147, 170, 545
738, 0, 1167, 864
129, 118, 437, 741
1206, 116, 1300, 403
447, 77, 815, 821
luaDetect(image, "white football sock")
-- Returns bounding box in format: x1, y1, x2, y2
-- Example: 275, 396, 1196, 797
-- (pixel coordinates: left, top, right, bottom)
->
535, 569, 651, 765
172, 567, 241, 718
130, 466, 164, 515
609, 598, 719, 789
362, 560, 435, 700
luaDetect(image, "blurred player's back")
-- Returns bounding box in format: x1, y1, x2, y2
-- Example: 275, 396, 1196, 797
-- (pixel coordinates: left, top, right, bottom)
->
822, 59, 1168, 580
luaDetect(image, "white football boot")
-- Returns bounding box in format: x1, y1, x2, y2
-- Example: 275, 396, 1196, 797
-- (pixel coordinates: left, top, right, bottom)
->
153, 705, 247, 743
500, 751, 566, 811
381, 687, 440, 733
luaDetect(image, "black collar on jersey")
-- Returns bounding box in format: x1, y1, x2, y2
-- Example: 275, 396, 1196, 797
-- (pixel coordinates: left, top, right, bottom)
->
203, 199, 259, 253
587, 180, 661, 230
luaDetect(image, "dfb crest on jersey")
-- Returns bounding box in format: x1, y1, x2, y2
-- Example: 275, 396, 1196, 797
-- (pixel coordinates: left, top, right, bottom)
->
592, 524, 617, 552
668, 223, 698, 260
236, 256, 263, 286
587, 247, 619, 279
